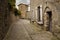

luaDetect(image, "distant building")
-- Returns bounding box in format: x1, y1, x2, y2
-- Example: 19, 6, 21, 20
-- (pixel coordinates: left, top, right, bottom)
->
18, 3, 28, 19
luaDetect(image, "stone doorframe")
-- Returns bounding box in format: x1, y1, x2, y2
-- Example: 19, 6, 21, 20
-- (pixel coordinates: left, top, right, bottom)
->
44, 7, 52, 31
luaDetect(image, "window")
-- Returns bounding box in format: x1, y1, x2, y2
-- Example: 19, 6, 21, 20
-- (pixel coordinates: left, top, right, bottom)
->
37, 5, 43, 24
37, 6, 40, 21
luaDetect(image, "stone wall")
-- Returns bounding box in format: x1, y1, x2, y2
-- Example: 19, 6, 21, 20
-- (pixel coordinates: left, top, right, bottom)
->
30, 0, 60, 39
0, 0, 10, 40
0, 0, 18, 40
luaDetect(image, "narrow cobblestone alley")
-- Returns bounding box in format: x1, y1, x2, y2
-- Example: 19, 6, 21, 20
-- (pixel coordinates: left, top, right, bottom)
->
3, 19, 55, 40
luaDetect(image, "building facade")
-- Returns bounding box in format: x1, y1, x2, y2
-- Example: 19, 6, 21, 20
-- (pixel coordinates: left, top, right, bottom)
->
30, 0, 60, 37
18, 3, 28, 19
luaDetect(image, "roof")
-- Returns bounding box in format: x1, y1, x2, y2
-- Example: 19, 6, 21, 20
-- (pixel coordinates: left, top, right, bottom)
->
18, 3, 28, 6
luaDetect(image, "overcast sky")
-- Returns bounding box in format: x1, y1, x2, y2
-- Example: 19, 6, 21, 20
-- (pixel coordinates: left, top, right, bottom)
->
16, 0, 30, 10
16, 0, 30, 5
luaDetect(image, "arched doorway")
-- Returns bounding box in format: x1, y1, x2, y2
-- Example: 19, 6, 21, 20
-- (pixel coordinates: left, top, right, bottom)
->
46, 11, 52, 31
44, 7, 52, 32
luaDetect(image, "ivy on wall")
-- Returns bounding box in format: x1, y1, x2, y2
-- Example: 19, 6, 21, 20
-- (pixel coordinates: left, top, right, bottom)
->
8, 0, 15, 6
8, 0, 15, 11
8, 0, 21, 16
14, 8, 21, 16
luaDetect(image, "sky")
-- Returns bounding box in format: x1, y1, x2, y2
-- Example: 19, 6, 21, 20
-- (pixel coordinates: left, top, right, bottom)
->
16, 0, 30, 9
16, 0, 30, 5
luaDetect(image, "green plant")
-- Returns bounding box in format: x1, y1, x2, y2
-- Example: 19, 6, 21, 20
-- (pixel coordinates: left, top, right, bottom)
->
8, 0, 15, 6
8, 0, 15, 11
14, 8, 21, 16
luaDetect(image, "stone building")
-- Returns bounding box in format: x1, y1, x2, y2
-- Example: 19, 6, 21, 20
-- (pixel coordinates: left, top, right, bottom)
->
30, 0, 60, 38
18, 3, 28, 19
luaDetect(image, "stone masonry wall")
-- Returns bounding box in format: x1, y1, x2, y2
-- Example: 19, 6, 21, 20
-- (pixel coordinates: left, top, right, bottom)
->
30, 0, 60, 39
0, 0, 13, 40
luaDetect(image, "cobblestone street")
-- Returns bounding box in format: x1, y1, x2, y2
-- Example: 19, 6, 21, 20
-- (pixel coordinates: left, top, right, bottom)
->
3, 19, 55, 40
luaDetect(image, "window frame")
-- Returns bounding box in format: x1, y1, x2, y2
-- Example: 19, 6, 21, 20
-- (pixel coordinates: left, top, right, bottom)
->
37, 5, 43, 24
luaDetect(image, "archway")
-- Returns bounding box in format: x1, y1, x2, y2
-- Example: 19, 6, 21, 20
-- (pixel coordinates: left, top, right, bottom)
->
46, 11, 52, 31
44, 7, 52, 31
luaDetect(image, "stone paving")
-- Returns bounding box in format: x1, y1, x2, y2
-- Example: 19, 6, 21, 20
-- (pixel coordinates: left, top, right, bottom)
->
3, 19, 57, 40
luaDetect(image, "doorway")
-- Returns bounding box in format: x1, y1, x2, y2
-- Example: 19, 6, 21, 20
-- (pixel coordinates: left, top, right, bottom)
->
46, 11, 52, 31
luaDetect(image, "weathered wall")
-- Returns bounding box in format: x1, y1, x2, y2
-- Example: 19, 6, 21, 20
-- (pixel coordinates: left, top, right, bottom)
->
0, 0, 18, 40
30, 0, 46, 21
0, 0, 11, 40
30, 0, 60, 39
26, 11, 31, 19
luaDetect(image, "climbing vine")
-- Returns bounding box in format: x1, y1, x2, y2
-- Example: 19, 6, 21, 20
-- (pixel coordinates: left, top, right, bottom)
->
14, 8, 21, 16
8, 0, 15, 10
8, 0, 21, 16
